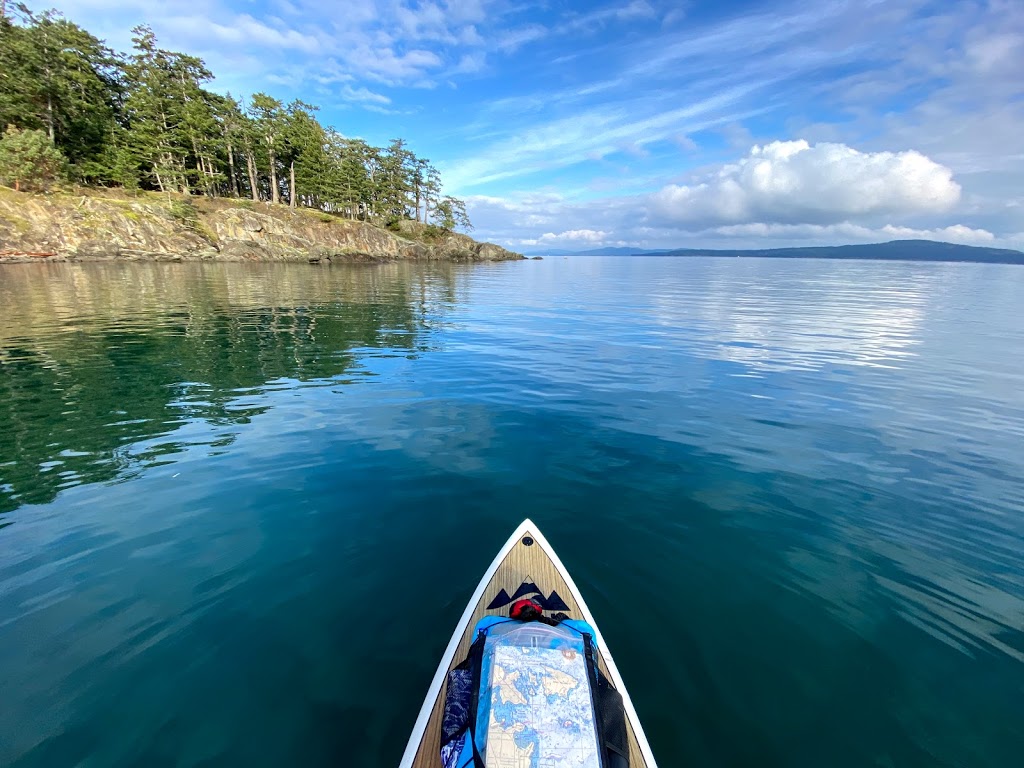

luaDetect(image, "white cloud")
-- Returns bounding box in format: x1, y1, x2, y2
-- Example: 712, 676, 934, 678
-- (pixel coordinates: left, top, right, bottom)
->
965, 32, 1023, 73
495, 24, 548, 52
649, 141, 961, 228
344, 46, 444, 85
206, 14, 321, 53
445, 0, 487, 24
662, 8, 686, 27
527, 229, 610, 245
339, 85, 391, 105
562, 0, 656, 32
449, 51, 487, 75
878, 224, 995, 244
673, 134, 699, 152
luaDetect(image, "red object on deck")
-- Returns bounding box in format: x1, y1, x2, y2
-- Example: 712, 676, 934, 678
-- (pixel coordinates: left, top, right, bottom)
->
509, 598, 543, 619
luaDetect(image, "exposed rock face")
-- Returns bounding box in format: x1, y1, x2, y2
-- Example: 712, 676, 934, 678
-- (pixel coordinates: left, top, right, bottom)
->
0, 189, 523, 264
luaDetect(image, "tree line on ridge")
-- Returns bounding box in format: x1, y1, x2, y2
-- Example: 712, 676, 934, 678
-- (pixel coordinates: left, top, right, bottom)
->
0, 4, 471, 230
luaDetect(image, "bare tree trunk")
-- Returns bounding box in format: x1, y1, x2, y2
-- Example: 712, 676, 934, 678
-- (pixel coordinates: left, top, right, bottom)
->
289, 160, 296, 209
178, 157, 190, 195
203, 155, 216, 197
194, 153, 203, 193
227, 141, 239, 197
40, 21, 56, 144
46, 94, 55, 144
269, 152, 279, 205
246, 153, 259, 201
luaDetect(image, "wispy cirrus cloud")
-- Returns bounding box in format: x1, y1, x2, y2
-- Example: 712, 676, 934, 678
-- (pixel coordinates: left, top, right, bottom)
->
444, 85, 770, 188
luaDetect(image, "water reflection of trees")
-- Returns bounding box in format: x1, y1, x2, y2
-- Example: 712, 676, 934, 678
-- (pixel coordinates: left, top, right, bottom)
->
0, 262, 466, 513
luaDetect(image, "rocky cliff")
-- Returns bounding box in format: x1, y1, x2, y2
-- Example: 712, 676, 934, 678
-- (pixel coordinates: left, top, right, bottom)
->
0, 188, 523, 264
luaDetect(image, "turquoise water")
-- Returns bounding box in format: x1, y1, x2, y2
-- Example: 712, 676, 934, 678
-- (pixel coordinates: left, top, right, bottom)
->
1, 258, 1022, 766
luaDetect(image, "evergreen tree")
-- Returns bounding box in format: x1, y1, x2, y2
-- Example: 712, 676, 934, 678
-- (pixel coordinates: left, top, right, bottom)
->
0, 124, 66, 190
123, 26, 185, 192
423, 165, 442, 225
379, 138, 412, 223
248, 93, 285, 204
169, 52, 219, 195
212, 94, 244, 197
0, 7, 120, 182
283, 99, 323, 208
433, 195, 472, 232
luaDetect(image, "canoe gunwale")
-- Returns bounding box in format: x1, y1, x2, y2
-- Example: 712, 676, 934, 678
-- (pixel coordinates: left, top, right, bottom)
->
398, 518, 658, 768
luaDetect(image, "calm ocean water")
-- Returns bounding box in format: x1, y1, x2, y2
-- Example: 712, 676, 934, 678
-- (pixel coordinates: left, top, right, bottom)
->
0, 258, 1022, 767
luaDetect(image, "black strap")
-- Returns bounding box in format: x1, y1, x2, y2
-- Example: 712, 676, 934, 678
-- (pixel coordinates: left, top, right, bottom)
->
582, 632, 630, 767
466, 630, 487, 766
582, 633, 608, 765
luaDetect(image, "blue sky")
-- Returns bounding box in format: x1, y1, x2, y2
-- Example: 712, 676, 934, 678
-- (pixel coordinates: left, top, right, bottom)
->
55, 0, 1024, 250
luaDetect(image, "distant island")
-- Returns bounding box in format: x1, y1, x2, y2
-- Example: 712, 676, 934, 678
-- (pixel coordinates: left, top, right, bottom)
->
523, 240, 1024, 264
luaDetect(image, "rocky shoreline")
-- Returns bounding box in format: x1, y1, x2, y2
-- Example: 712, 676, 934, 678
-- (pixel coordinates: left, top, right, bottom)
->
0, 188, 523, 264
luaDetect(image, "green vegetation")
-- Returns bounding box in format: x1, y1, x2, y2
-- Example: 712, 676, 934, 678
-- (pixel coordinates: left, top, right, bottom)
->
0, 125, 65, 190
166, 197, 198, 227
0, 4, 470, 230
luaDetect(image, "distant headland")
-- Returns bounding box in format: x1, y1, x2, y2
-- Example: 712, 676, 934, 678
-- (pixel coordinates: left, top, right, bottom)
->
522, 240, 1024, 264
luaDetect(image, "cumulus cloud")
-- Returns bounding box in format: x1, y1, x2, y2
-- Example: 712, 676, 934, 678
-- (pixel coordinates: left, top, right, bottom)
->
877, 224, 995, 244
649, 140, 962, 228
520, 229, 611, 246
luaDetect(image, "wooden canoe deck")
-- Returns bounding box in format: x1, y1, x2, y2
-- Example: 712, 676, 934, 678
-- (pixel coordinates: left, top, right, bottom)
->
402, 520, 654, 768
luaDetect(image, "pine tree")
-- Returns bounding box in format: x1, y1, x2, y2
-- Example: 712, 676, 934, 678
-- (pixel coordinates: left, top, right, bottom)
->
248, 93, 284, 204
0, 124, 66, 190
283, 100, 323, 208
123, 26, 186, 193
169, 53, 219, 195
215, 94, 245, 197
0, 8, 120, 182
423, 165, 442, 225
